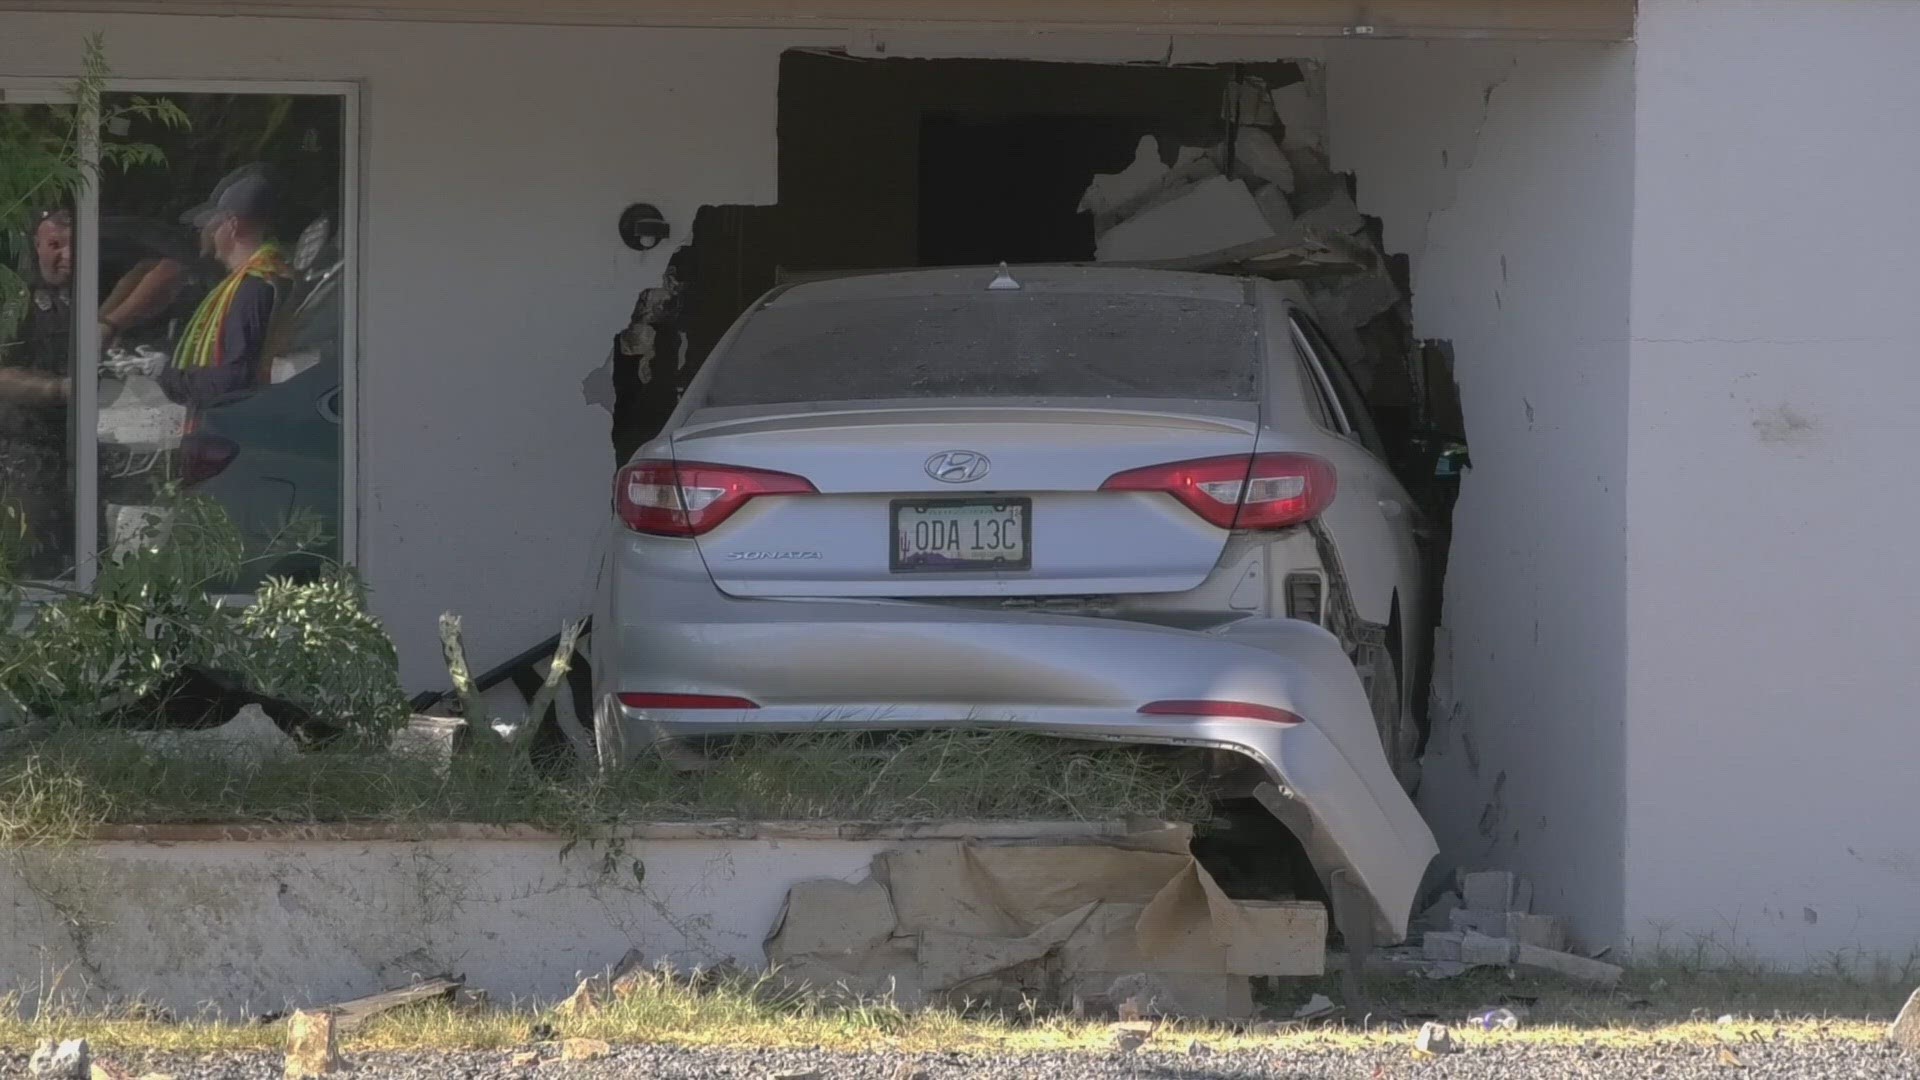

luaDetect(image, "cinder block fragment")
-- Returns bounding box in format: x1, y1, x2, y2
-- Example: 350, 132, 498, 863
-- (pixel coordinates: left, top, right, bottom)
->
1461, 871, 1520, 913
1422, 931, 1464, 962
1460, 932, 1515, 967
1514, 944, 1623, 986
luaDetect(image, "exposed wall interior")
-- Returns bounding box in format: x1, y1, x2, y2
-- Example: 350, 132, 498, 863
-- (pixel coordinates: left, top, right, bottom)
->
1626, 0, 1920, 965
1322, 38, 1636, 946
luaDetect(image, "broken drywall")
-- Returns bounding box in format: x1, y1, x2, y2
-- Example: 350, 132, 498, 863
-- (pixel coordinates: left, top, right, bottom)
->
766, 824, 1325, 1017
1076, 65, 1431, 417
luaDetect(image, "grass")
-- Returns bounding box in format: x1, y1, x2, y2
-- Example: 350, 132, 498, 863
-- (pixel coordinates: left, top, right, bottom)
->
0, 727, 1213, 842
0, 964, 1903, 1059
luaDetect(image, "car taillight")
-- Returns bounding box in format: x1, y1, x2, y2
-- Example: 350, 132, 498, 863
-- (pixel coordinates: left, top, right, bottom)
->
1138, 700, 1303, 725
1100, 453, 1335, 530
617, 692, 760, 710
178, 434, 239, 484
614, 459, 816, 537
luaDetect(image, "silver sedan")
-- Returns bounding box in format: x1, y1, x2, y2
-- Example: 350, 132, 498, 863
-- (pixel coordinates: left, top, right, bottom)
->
597, 265, 1436, 940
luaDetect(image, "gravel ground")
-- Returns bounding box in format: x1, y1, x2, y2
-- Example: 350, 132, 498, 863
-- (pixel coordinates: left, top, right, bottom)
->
17, 1039, 1919, 1080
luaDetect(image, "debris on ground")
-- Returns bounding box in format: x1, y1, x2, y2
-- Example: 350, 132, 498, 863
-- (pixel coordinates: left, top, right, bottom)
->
129, 704, 299, 765
388, 715, 468, 773
765, 825, 1323, 1019
323, 975, 463, 1031
1413, 1021, 1456, 1056
1294, 993, 1338, 1020
283, 1009, 342, 1078
28, 1039, 89, 1078
1513, 943, 1624, 987
1469, 1007, 1522, 1031
1107, 1020, 1158, 1054
507, 1050, 541, 1069
1406, 869, 1623, 987
559, 1038, 612, 1063
1070, 68, 1422, 460
1890, 987, 1920, 1052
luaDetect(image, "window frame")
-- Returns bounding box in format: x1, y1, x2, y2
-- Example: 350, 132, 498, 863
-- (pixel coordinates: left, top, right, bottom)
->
0, 77, 361, 590
1288, 311, 1386, 460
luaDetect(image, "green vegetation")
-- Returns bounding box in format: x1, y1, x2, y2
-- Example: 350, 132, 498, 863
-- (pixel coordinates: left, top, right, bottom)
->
0, 726, 1211, 844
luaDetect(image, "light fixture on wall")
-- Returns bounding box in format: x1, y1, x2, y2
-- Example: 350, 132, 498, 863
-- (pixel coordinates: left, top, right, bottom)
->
618, 203, 670, 252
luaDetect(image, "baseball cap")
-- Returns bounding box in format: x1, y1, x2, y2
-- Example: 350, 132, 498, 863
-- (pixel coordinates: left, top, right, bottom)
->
180, 163, 279, 227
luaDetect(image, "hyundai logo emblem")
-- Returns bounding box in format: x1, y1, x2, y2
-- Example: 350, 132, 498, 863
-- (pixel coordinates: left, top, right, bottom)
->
925, 450, 991, 484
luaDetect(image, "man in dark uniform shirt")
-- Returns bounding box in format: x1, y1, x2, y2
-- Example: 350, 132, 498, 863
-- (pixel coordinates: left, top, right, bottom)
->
0, 209, 77, 575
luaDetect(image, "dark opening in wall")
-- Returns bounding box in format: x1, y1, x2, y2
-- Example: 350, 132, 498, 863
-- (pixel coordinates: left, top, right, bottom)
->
605, 51, 1466, 663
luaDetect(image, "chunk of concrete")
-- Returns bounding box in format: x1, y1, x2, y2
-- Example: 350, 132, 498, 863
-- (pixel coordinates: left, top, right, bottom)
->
133, 704, 297, 765
1095, 177, 1275, 264
1460, 931, 1515, 967
1422, 930, 1464, 962
1449, 907, 1503, 936
1887, 987, 1920, 1051
1271, 80, 1322, 151
1293, 190, 1366, 238
28, 1039, 88, 1078
1077, 135, 1171, 229
1504, 913, 1568, 952
390, 716, 467, 773
1448, 909, 1562, 950
1230, 127, 1294, 193
1514, 944, 1623, 987
1417, 890, 1462, 932
1415, 1022, 1456, 1055
1462, 871, 1526, 914
284, 1010, 342, 1078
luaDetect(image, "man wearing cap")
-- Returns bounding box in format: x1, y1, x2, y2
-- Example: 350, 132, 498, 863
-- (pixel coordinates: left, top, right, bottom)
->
159, 164, 291, 417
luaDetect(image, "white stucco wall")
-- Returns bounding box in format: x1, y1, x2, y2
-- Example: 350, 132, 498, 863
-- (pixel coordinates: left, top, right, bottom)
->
0, 12, 823, 686
1323, 40, 1636, 946
1626, 0, 1920, 966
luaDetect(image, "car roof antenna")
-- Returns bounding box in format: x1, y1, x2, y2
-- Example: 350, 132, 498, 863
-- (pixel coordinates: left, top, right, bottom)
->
988, 262, 1023, 291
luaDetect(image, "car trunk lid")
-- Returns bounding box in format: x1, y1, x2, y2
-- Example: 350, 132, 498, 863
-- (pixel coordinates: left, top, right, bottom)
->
670, 402, 1259, 598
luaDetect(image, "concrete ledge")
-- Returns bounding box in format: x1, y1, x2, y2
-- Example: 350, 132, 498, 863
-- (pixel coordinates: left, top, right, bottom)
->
0, 820, 1177, 1016
84, 819, 1150, 844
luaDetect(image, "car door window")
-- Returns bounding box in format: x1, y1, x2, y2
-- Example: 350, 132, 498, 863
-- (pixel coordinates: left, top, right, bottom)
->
1290, 314, 1386, 459
1288, 319, 1351, 435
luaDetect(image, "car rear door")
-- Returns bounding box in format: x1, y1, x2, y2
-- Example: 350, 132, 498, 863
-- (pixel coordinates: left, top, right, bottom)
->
1284, 313, 1423, 626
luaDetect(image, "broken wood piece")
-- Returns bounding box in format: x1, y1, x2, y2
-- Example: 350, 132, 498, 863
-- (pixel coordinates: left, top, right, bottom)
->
325, 976, 463, 1032
283, 1010, 342, 1078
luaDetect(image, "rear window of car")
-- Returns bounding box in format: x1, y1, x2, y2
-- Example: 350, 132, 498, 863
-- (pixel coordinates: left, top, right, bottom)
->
693, 292, 1261, 407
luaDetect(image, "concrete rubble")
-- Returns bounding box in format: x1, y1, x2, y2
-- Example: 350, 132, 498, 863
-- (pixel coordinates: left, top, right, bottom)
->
1073, 66, 1419, 426
27, 1039, 89, 1079
129, 703, 298, 765
1890, 987, 1920, 1052
764, 824, 1325, 1019
1403, 870, 1622, 986
1414, 1021, 1456, 1055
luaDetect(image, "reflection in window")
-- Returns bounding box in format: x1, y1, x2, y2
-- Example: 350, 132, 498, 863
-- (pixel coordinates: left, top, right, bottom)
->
96, 92, 345, 588
0, 102, 79, 580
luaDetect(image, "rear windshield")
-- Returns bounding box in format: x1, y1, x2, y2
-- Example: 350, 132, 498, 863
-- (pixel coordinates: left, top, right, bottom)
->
693, 292, 1261, 408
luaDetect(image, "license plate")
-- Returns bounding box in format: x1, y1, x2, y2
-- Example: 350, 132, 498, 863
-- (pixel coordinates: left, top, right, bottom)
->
891, 498, 1031, 572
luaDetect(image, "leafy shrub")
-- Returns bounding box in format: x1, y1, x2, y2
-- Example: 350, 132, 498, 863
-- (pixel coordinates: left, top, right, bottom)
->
0, 492, 406, 736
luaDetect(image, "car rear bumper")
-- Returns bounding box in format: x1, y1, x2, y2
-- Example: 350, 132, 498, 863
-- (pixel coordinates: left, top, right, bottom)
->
605, 534, 1438, 940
